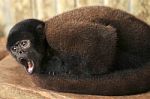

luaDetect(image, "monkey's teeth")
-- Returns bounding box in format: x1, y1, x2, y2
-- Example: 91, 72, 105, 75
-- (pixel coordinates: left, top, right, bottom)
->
27, 61, 34, 74
28, 62, 32, 67
28, 67, 33, 73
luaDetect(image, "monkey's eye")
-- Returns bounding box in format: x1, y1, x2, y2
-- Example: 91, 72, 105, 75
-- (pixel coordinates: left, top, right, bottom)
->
20, 40, 30, 49
11, 46, 17, 52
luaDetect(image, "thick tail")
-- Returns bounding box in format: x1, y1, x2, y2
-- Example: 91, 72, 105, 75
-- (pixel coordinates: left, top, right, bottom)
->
33, 63, 150, 96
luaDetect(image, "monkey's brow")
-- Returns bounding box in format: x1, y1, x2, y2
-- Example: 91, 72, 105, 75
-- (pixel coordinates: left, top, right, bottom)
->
15, 41, 20, 46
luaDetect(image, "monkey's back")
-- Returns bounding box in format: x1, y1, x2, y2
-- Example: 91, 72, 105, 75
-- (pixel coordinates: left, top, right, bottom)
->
45, 6, 150, 74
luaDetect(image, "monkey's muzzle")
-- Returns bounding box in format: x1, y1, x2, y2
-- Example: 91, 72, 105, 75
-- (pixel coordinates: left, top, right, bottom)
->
19, 58, 34, 74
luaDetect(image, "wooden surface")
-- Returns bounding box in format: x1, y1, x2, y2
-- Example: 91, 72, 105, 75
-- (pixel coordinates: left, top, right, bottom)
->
0, 38, 150, 99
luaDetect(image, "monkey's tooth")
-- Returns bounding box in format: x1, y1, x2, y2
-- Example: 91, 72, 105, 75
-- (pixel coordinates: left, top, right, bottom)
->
28, 67, 33, 73
27, 61, 32, 68
27, 60, 34, 74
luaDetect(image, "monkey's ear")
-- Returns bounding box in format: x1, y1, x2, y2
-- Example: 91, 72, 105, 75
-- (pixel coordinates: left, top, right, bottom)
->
36, 23, 45, 33
36, 23, 45, 39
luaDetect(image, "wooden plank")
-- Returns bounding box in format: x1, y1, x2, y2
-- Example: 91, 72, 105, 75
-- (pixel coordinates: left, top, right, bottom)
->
74, 0, 80, 7
11, 0, 33, 22
42, 0, 56, 19
103, 0, 130, 12
58, 0, 75, 13
130, 0, 150, 24
36, 0, 44, 19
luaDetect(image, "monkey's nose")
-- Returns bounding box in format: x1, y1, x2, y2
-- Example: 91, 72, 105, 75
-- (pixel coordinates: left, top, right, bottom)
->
19, 57, 24, 62
19, 57, 27, 65
18, 50, 24, 54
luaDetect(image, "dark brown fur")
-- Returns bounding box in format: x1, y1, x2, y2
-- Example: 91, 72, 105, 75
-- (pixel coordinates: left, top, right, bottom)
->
31, 6, 150, 95
46, 21, 117, 74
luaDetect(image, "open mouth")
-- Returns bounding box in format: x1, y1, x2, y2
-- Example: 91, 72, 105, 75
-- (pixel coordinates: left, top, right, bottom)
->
19, 58, 34, 74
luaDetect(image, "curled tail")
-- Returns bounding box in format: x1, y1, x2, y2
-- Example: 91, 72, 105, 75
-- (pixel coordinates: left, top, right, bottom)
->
33, 63, 150, 96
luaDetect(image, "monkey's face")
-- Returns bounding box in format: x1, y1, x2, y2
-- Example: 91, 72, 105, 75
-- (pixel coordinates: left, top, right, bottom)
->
7, 19, 45, 74
9, 38, 45, 74
10, 39, 35, 74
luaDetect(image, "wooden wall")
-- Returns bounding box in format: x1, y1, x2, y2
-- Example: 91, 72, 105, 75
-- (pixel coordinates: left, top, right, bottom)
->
0, 0, 150, 35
